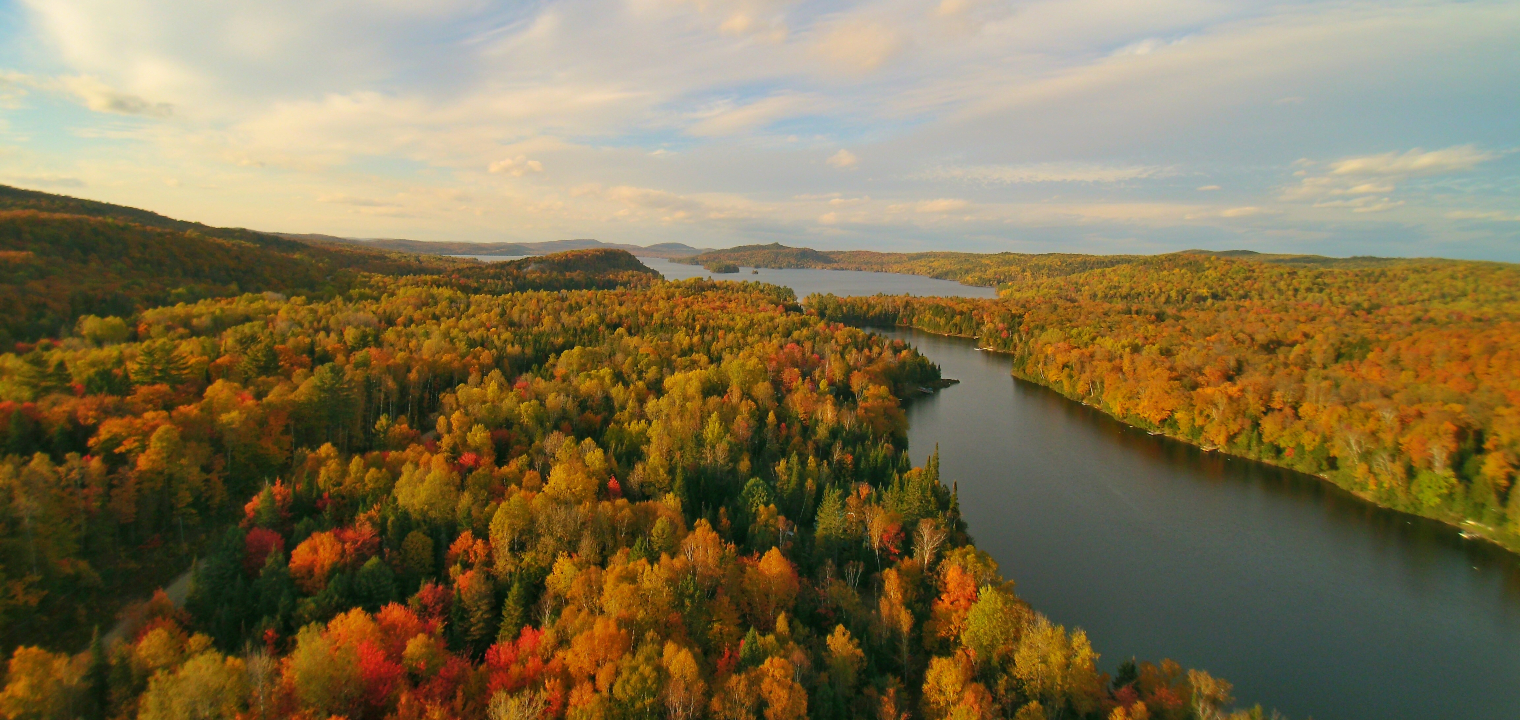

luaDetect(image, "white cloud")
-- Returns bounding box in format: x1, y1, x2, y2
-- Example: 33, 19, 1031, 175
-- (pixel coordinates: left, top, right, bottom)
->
2, 174, 86, 188
5, 0, 1518, 258
688, 95, 809, 136
916, 198, 969, 213
1446, 210, 1519, 222
489, 156, 545, 176
827, 149, 858, 168
1282, 145, 1500, 213
811, 20, 904, 73
1327, 145, 1497, 177
924, 162, 1170, 184
1313, 196, 1405, 213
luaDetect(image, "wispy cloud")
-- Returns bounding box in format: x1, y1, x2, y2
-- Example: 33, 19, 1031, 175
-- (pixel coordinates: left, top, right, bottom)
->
923, 163, 1171, 184
1, 0, 1515, 259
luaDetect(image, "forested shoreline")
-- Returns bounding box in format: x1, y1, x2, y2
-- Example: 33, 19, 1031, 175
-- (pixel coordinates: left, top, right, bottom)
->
810, 253, 1520, 554
0, 197, 1266, 720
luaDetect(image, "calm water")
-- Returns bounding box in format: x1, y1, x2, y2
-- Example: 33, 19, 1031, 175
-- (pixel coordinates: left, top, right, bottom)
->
574, 256, 1513, 713
889, 328, 1520, 720
617, 258, 1514, 716
641, 257, 999, 299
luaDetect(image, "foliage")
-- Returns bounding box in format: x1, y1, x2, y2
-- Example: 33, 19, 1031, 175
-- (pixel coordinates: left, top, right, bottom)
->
812, 252, 1520, 548
0, 262, 1252, 719
704, 262, 741, 274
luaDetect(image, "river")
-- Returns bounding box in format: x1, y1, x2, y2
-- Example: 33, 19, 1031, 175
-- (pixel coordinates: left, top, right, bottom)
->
643, 260, 1520, 720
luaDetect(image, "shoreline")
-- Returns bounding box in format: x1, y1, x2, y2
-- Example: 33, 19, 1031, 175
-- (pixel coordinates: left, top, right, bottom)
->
877, 321, 1520, 558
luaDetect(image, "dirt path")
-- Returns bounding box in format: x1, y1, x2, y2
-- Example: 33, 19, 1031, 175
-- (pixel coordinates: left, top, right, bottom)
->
98, 559, 196, 648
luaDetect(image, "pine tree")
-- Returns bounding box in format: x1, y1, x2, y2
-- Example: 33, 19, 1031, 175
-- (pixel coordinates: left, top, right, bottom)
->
131, 339, 187, 387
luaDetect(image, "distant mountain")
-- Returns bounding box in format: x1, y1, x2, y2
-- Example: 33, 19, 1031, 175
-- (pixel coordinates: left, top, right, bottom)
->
682, 242, 1418, 287
1176, 249, 1405, 267
282, 234, 711, 259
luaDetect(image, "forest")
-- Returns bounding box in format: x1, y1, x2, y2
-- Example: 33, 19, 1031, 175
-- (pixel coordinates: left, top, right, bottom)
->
679, 243, 1438, 288
811, 252, 1520, 551
0, 198, 1263, 720
0, 185, 469, 345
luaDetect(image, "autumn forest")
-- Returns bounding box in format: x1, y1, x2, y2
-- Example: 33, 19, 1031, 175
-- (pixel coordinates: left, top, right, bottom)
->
5, 188, 1517, 720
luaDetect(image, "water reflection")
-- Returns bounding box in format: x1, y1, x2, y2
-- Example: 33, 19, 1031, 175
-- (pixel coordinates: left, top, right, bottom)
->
887, 327, 1520, 720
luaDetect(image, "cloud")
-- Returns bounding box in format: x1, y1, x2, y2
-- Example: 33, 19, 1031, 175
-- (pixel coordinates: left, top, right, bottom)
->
317, 193, 399, 208
687, 95, 810, 136
1446, 210, 1519, 222
916, 198, 969, 213
489, 156, 545, 176
1327, 145, 1497, 177
1197, 185, 1220, 191
6, 0, 1520, 259
1218, 206, 1264, 218
924, 162, 1170, 184
827, 149, 858, 168
1313, 196, 1404, 213
1282, 145, 1500, 207
0, 72, 173, 117
59, 76, 174, 117
811, 21, 904, 73
3, 174, 86, 189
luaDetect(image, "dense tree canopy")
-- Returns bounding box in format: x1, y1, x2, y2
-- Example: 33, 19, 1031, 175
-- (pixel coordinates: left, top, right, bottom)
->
0, 254, 1257, 719
812, 252, 1520, 550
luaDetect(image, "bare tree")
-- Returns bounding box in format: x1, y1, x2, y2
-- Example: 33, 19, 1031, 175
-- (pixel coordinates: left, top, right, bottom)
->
912, 519, 947, 568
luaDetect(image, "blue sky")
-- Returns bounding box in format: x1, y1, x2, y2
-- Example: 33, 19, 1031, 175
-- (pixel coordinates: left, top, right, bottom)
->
0, 0, 1517, 259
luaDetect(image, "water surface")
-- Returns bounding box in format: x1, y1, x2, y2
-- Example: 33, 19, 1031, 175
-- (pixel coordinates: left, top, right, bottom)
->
532, 255, 1516, 717
641, 257, 998, 299
888, 328, 1520, 720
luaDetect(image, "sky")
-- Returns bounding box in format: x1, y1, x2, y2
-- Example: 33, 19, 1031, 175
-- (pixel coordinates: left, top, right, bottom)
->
0, 0, 1516, 260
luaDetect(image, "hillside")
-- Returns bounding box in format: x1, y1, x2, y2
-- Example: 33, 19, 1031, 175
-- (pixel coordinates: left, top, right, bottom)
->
0, 187, 479, 344
0, 185, 449, 278
427, 248, 662, 294
0, 211, 357, 344
680, 243, 1438, 288
292, 234, 711, 259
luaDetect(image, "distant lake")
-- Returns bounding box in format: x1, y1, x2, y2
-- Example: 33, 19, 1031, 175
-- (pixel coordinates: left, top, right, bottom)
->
451, 254, 530, 262
639, 257, 998, 299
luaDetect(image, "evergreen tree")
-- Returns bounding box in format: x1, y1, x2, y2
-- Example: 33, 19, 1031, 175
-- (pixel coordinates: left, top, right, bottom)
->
131, 339, 187, 387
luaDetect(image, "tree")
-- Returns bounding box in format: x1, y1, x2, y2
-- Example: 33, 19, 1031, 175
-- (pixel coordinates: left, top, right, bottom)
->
662, 642, 706, 720
0, 647, 82, 720
289, 531, 346, 594
132, 340, 187, 387
137, 651, 248, 720
961, 587, 1023, 670
824, 625, 863, 692
1012, 616, 1101, 718
758, 657, 806, 720
489, 689, 549, 720
284, 624, 361, 716
354, 556, 397, 612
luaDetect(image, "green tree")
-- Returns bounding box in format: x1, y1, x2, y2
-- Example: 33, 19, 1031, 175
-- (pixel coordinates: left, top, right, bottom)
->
131, 340, 187, 387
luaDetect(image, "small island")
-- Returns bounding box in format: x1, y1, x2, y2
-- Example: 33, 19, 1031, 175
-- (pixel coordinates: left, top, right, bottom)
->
704, 260, 740, 273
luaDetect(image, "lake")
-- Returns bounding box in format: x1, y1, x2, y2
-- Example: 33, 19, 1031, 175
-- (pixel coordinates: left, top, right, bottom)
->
640, 257, 999, 299
642, 260, 1520, 719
